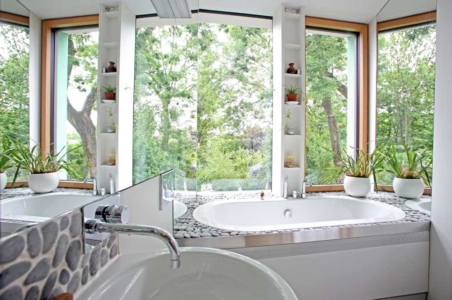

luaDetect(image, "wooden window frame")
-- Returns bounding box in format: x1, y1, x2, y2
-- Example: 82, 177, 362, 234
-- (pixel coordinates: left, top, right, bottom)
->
39, 15, 99, 189
375, 11, 436, 195
304, 17, 368, 192
0, 11, 29, 26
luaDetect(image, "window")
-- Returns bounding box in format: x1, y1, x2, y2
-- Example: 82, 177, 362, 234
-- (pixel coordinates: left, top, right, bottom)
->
0, 21, 29, 144
133, 14, 273, 192
377, 23, 436, 184
305, 29, 358, 184
51, 27, 99, 180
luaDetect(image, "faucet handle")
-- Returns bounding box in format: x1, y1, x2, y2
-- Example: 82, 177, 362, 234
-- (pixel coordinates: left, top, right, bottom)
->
303, 178, 313, 186
95, 205, 130, 224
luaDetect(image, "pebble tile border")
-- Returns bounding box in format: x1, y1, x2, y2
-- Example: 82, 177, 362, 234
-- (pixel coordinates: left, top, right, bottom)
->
0, 209, 118, 300
173, 191, 431, 239
0, 188, 92, 201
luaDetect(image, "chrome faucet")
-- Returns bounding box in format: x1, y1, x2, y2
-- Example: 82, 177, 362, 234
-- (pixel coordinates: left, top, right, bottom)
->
84, 176, 98, 196
301, 178, 313, 199
84, 205, 181, 269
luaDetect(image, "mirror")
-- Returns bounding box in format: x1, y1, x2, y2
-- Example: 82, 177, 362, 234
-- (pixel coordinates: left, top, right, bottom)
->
375, 0, 436, 213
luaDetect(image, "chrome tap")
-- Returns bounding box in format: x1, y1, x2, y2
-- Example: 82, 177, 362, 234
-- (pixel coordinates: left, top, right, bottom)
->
85, 205, 181, 269
301, 178, 313, 199
84, 176, 98, 196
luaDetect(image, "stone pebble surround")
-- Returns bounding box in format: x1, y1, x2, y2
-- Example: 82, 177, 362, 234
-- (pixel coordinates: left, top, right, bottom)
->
0, 188, 92, 201
0, 206, 119, 300
173, 191, 431, 239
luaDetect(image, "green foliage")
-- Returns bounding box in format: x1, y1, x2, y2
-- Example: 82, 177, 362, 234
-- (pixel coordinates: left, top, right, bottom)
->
0, 136, 15, 173
385, 143, 431, 186
102, 83, 116, 93
285, 84, 299, 94
9, 139, 84, 180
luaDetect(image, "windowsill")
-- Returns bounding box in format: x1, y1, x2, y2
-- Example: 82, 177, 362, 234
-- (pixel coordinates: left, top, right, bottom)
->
306, 184, 432, 195
5, 181, 94, 190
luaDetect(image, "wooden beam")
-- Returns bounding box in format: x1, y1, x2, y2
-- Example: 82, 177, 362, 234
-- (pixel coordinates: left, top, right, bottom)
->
378, 11, 436, 32
6, 181, 93, 189
41, 15, 99, 153
0, 11, 29, 26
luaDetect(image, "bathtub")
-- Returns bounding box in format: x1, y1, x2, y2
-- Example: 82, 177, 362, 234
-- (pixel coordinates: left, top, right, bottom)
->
193, 196, 406, 232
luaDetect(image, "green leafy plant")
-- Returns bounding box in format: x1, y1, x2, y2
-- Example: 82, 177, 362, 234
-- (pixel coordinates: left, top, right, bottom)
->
323, 146, 386, 191
0, 136, 15, 173
10, 140, 84, 180
102, 83, 116, 93
285, 84, 299, 94
385, 143, 431, 186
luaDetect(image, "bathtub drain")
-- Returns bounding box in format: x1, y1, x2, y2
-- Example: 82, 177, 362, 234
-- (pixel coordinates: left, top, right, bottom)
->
284, 209, 292, 218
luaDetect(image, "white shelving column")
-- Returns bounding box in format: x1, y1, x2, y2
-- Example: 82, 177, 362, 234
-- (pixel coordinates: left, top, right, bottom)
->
97, 4, 135, 193
273, 5, 306, 196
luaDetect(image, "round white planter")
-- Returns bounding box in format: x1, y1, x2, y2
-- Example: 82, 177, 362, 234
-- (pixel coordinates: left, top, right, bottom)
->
393, 177, 424, 199
0, 172, 7, 191
28, 172, 59, 194
344, 176, 371, 197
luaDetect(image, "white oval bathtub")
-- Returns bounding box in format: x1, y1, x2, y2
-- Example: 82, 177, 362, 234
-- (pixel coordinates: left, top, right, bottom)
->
193, 196, 406, 232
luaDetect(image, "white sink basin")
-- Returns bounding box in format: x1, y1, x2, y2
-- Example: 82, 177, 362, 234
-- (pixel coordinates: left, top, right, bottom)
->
174, 200, 188, 219
405, 199, 432, 215
77, 247, 297, 300
0, 193, 103, 222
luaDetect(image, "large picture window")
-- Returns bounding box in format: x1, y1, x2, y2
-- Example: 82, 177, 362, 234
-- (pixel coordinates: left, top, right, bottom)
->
377, 23, 436, 184
133, 14, 273, 192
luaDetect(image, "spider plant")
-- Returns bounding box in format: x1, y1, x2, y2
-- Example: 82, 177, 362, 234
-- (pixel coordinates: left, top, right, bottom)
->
385, 143, 431, 186
102, 83, 116, 93
323, 146, 386, 191
0, 136, 15, 174
285, 84, 300, 94
10, 140, 84, 180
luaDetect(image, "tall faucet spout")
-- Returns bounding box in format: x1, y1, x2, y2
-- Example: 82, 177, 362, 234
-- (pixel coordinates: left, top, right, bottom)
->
87, 221, 181, 269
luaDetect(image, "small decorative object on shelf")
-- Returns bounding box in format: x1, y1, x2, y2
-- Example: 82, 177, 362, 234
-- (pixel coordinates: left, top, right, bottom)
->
286, 63, 297, 74
284, 109, 291, 133
285, 155, 295, 168
287, 128, 295, 135
103, 83, 116, 100
106, 7, 118, 12
285, 84, 299, 102
107, 153, 116, 166
107, 108, 117, 133
297, 69, 301, 75
107, 61, 117, 73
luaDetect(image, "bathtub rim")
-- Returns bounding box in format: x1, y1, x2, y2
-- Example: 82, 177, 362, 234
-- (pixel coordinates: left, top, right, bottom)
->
192, 196, 407, 232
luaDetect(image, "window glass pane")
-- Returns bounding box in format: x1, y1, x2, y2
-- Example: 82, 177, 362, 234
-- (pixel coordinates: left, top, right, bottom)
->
305, 30, 357, 184
0, 23, 29, 143
133, 24, 199, 190
53, 29, 99, 180
196, 23, 273, 192
377, 24, 436, 184
0, 22, 29, 180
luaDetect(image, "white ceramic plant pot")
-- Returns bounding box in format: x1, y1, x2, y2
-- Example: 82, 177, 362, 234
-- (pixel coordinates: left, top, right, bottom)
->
393, 178, 424, 199
0, 172, 7, 191
344, 175, 371, 197
28, 172, 59, 194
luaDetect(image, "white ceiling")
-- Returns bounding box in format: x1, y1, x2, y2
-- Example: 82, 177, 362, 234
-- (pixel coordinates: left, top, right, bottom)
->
0, 0, 29, 16
15, 0, 436, 24
377, 0, 437, 22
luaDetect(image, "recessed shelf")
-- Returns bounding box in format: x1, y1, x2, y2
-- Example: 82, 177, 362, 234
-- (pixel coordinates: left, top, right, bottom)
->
100, 132, 117, 135
101, 72, 117, 77
101, 165, 116, 168
285, 43, 301, 50
100, 100, 116, 105
285, 73, 302, 78
284, 134, 302, 137
285, 102, 301, 106
104, 11, 119, 19
285, 12, 301, 20
103, 42, 118, 49
284, 167, 301, 170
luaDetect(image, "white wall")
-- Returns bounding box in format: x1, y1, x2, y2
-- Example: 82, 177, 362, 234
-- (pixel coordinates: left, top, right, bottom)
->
428, 0, 452, 298
29, 12, 41, 147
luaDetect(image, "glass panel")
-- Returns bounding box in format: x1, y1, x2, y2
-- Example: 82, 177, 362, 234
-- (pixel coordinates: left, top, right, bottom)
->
196, 23, 273, 192
53, 28, 99, 180
0, 22, 29, 179
377, 24, 436, 184
133, 23, 199, 191
305, 29, 357, 184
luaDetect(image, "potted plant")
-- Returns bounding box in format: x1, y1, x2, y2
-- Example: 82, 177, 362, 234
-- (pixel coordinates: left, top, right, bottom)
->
10, 141, 83, 193
0, 136, 15, 191
107, 108, 117, 133
103, 83, 116, 100
285, 85, 299, 102
284, 109, 294, 134
325, 147, 385, 197
385, 144, 431, 199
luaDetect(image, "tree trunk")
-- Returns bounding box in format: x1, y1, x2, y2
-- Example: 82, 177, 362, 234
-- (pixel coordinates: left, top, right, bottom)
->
161, 97, 171, 151
322, 98, 342, 167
